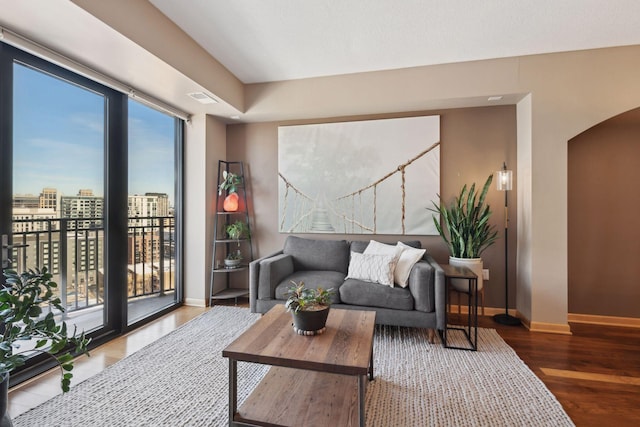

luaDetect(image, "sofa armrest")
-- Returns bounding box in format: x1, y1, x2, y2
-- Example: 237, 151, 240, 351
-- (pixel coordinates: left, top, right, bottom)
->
408, 261, 434, 313
408, 255, 446, 330
249, 251, 293, 312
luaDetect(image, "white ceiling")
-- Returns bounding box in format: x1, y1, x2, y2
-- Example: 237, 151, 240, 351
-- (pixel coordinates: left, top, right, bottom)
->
1, 0, 639, 121
150, 0, 640, 84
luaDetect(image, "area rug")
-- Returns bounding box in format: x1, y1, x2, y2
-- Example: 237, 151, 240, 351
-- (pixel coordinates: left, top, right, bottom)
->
14, 306, 574, 426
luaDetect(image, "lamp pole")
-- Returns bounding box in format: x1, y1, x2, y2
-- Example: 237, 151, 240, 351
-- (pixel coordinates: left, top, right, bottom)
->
493, 162, 520, 326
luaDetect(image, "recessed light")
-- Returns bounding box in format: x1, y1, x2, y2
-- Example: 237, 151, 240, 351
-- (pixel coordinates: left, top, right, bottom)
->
187, 92, 218, 104
230, 115, 241, 120
488, 96, 503, 101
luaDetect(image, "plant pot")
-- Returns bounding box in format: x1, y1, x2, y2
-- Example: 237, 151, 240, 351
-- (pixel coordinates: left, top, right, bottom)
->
224, 258, 242, 268
291, 306, 330, 334
0, 373, 12, 427
449, 256, 484, 292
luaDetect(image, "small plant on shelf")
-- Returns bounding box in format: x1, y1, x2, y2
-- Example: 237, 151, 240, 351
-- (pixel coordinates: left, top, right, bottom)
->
225, 220, 250, 242
218, 171, 242, 195
223, 249, 243, 268
219, 171, 243, 212
225, 250, 243, 261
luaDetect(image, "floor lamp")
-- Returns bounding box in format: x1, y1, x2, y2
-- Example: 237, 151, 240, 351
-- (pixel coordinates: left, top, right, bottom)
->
493, 162, 520, 326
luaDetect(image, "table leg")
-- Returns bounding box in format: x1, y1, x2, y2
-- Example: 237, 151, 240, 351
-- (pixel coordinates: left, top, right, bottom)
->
368, 348, 374, 381
359, 374, 366, 427
228, 358, 237, 426
443, 277, 449, 347
473, 278, 478, 350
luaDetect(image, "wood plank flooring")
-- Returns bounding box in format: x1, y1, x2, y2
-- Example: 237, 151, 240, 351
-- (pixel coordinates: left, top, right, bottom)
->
481, 316, 640, 427
8, 301, 640, 426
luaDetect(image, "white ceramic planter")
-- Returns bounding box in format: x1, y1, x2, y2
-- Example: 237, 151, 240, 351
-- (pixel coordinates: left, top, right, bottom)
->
449, 256, 484, 292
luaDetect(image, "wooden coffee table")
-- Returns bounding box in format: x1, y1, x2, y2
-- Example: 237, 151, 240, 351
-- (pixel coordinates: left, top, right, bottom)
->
222, 304, 376, 427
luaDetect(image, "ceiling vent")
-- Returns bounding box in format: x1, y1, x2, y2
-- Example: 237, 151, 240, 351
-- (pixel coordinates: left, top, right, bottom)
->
188, 92, 218, 104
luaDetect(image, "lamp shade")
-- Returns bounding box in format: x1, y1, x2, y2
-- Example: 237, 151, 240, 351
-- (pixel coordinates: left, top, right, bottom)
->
496, 167, 512, 191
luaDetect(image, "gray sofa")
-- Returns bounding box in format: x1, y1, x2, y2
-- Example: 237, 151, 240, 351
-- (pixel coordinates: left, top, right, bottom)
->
249, 236, 446, 337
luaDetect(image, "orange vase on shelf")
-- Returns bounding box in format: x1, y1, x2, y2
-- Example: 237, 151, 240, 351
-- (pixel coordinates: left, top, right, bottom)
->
223, 193, 239, 211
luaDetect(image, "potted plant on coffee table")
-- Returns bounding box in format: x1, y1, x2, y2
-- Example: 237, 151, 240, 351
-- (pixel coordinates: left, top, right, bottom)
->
430, 174, 498, 294
0, 267, 91, 425
285, 282, 335, 336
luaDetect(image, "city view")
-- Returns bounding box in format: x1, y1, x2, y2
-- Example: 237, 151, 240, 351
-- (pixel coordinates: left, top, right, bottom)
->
11, 188, 174, 314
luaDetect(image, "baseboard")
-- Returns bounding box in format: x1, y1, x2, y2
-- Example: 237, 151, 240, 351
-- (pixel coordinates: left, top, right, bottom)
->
526, 321, 572, 335
568, 313, 640, 328
450, 303, 572, 334
184, 298, 207, 307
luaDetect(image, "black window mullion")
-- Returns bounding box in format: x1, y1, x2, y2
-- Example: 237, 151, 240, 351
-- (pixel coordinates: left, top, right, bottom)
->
105, 92, 128, 334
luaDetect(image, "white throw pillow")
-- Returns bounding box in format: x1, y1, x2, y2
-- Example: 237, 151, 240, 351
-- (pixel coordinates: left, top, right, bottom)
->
346, 252, 397, 286
363, 240, 403, 286
394, 242, 427, 288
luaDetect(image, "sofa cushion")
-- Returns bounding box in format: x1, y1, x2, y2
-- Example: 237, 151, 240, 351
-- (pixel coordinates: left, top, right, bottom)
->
339, 278, 414, 311
274, 270, 345, 304
283, 236, 350, 274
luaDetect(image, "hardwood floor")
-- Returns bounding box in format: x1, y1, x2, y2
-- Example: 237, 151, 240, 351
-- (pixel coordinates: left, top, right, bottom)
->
480, 316, 640, 427
8, 301, 640, 426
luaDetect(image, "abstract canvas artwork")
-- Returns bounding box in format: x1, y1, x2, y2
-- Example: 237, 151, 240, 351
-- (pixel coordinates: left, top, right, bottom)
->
278, 115, 440, 235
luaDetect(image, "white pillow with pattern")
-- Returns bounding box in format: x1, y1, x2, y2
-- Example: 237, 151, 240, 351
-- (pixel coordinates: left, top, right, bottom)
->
346, 251, 397, 286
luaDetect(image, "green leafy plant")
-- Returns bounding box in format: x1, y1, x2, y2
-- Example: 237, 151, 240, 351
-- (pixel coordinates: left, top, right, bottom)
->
225, 249, 243, 261
284, 282, 335, 314
0, 267, 90, 392
429, 174, 498, 258
225, 220, 250, 241
218, 171, 242, 195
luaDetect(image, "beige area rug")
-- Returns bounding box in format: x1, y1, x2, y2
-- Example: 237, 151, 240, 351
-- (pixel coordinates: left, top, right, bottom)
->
14, 306, 574, 426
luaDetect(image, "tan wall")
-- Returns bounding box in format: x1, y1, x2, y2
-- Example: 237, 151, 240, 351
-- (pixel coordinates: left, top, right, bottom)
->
184, 114, 226, 306
568, 107, 640, 317
228, 106, 517, 309
236, 45, 640, 329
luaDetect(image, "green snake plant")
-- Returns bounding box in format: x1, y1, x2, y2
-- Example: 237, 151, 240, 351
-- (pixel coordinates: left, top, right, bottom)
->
430, 174, 498, 258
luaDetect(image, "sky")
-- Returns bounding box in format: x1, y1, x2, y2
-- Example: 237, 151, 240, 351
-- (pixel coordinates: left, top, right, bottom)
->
12, 63, 176, 205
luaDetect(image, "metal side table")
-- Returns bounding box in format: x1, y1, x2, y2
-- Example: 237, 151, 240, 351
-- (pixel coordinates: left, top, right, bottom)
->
441, 263, 478, 351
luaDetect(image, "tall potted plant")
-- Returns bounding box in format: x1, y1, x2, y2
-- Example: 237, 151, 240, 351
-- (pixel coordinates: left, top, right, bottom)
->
430, 175, 498, 292
0, 267, 90, 425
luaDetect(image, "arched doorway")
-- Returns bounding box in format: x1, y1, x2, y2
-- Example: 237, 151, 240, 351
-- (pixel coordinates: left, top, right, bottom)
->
568, 107, 640, 320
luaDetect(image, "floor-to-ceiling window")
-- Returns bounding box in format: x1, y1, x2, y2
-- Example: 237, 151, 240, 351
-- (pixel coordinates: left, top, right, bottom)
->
0, 42, 183, 384
11, 61, 107, 333
127, 99, 180, 325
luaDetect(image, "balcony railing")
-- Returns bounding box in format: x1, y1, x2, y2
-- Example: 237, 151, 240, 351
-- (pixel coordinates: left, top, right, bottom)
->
9, 216, 175, 313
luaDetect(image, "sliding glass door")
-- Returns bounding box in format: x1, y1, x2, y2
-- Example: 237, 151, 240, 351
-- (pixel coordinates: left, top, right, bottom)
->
127, 100, 180, 325
8, 60, 108, 334
0, 42, 183, 382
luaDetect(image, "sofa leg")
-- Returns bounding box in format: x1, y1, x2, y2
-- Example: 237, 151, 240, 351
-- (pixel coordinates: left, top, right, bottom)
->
427, 328, 436, 344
